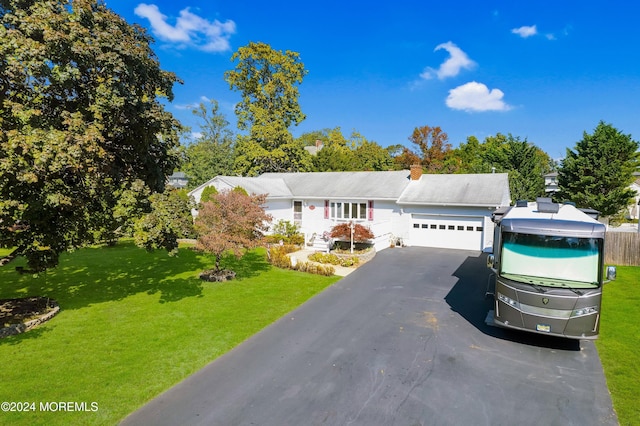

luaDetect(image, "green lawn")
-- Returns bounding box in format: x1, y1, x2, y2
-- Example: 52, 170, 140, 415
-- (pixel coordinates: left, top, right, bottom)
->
0, 242, 339, 425
596, 266, 640, 426
1, 244, 638, 425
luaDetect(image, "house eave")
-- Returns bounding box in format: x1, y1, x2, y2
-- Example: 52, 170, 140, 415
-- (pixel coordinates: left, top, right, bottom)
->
397, 201, 504, 208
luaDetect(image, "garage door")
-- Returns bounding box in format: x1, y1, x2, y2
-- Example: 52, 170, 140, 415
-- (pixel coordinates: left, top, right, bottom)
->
410, 216, 484, 250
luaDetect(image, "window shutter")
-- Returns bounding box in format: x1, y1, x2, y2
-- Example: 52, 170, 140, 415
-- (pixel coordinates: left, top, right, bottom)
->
368, 200, 374, 221
324, 200, 329, 219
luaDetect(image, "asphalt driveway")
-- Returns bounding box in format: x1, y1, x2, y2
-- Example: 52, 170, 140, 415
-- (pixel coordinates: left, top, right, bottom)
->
122, 247, 617, 426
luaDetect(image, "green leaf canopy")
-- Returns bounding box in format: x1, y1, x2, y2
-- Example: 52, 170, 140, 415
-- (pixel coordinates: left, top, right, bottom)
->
0, 0, 182, 270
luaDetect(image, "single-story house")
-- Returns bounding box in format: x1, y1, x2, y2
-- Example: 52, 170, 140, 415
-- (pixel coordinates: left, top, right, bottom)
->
188, 165, 511, 252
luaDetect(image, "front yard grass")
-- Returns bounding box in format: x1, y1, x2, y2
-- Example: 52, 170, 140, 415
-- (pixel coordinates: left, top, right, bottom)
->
596, 266, 640, 425
0, 241, 339, 425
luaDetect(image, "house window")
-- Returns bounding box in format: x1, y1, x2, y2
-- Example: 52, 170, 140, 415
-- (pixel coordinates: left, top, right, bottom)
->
430, 224, 437, 229
413, 223, 419, 228
329, 201, 370, 221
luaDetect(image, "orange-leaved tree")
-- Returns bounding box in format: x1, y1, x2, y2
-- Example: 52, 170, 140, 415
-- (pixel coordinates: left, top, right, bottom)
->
195, 190, 272, 275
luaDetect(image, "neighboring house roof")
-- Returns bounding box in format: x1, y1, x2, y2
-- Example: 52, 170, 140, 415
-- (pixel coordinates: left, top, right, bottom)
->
190, 171, 511, 208
262, 171, 411, 200
167, 171, 189, 188
396, 173, 511, 207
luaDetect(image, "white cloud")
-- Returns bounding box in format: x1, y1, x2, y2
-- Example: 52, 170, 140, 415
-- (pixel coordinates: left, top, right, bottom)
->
511, 25, 537, 38
134, 4, 236, 52
174, 96, 213, 110
446, 82, 511, 112
420, 41, 476, 80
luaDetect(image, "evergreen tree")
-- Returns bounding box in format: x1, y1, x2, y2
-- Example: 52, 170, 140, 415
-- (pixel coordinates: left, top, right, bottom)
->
557, 121, 639, 216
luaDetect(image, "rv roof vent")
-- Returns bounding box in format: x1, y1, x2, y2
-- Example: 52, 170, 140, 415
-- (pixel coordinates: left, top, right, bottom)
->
537, 201, 559, 213
563, 200, 576, 206
515, 200, 528, 207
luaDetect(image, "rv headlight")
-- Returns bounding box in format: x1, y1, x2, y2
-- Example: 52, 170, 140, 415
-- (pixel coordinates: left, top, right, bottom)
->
497, 292, 520, 309
571, 306, 598, 318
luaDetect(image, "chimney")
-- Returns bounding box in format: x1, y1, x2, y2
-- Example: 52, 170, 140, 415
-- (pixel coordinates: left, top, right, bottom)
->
410, 164, 423, 181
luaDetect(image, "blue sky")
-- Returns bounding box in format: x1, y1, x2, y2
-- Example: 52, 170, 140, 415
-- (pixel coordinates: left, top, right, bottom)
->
105, 1, 640, 159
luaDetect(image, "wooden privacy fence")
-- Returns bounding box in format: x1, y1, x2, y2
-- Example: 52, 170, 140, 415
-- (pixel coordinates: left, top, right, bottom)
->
605, 231, 640, 266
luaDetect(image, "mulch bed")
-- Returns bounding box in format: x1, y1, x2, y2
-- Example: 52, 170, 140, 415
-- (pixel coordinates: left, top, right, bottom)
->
0, 296, 57, 327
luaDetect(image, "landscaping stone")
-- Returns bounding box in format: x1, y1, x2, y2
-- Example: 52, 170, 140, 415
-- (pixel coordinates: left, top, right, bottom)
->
199, 269, 237, 282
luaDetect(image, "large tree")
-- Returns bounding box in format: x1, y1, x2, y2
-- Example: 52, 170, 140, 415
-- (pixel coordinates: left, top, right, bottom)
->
0, 0, 182, 271
408, 125, 455, 173
183, 100, 235, 188
224, 42, 312, 175
557, 121, 639, 216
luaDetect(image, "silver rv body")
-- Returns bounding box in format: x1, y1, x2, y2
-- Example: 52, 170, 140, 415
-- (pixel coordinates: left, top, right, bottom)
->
487, 199, 613, 340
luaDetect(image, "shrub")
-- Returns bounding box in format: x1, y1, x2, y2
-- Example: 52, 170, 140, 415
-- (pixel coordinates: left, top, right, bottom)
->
267, 245, 293, 269
267, 245, 335, 276
339, 256, 359, 267
308, 252, 339, 265
264, 234, 305, 246
294, 261, 335, 276
267, 220, 305, 245
308, 252, 359, 267
200, 185, 218, 203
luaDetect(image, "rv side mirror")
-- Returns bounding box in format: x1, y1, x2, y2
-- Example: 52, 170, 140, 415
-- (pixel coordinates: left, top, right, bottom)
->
487, 254, 495, 269
606, 266, 616, 281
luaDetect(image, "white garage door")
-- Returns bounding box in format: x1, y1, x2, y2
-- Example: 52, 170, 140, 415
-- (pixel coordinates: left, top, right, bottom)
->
410, 216, 484, 250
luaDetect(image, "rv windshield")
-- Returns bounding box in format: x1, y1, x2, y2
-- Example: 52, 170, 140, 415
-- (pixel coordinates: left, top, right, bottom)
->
500, 232, 602, 289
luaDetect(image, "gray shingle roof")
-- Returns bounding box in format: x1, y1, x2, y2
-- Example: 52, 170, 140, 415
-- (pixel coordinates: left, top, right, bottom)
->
191, 171, 511, 207
215, 176, 293, 198
262, 171, 411, 200
396, 173, 510, 207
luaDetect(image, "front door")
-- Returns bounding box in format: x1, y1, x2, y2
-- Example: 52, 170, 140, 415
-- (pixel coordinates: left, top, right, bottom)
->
293, 201, 303, 226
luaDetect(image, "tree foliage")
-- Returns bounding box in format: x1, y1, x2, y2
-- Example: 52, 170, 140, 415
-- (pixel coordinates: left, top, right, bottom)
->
133, 188, 195, 255
194, 190, 272, 272
199, 185, 218, 203
310, 128, 393, 172
451, 133, 552, 201
556, 121, 639, 216
391, 146, 422, 171
408, 125, 454, 173
330, 222, 375, 242
224, 42, 311, 175
183, 100, 235, 188
0, 0, 182, 270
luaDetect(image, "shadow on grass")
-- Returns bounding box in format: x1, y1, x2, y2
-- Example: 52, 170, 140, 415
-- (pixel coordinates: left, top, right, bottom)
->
0, 241, 272, 314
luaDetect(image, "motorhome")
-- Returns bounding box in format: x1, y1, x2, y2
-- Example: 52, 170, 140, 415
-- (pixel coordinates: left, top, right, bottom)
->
486, 199, 616, 339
